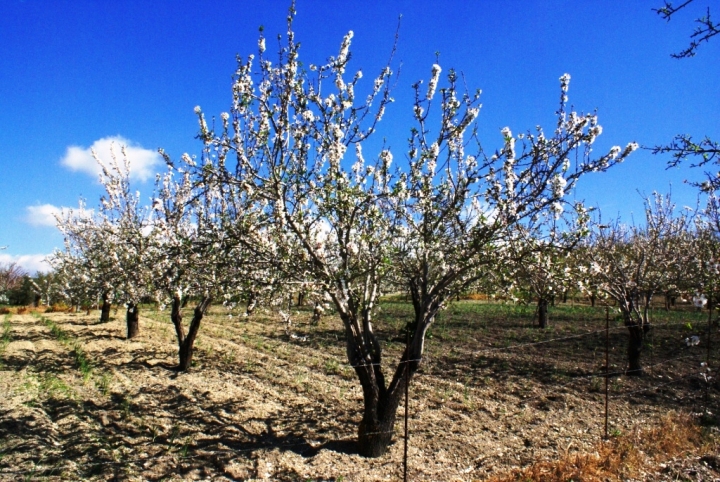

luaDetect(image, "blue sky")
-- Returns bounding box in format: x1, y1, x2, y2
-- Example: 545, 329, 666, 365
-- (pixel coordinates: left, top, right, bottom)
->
1, 0, 718, 273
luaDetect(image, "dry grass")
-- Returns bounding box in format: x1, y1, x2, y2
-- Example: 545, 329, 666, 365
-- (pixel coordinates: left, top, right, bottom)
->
43, 303, 71, 313
3, 305, 49, 315
488, 413, 716, 482
464, 293, 489, 301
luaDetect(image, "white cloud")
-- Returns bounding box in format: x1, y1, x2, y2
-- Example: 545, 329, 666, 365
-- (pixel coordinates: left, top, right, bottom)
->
25, 204, 62, 227
25, 204, 94, 228
0, 253, 52, 275
61, 135, 162, 182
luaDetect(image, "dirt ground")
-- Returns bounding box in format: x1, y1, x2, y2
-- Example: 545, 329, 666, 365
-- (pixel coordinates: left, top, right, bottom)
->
0, 302, 718, 481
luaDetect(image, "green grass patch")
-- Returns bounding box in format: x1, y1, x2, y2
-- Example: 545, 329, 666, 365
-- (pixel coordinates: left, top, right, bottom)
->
41, 316, 94, 381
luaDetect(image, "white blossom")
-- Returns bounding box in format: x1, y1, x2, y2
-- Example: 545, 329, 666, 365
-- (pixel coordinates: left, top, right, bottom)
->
551, 202, 564, 219
427, 64, 442, 100
549, 174, 567, 199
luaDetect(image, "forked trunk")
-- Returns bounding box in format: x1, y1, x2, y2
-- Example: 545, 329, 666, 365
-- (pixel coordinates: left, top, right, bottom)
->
172, 295, 212, 372
178, 338, 195, 371
126, 303, 140, 339
351, 308, 426, 457
538, 298, 549, 329
355, 360, 409, 457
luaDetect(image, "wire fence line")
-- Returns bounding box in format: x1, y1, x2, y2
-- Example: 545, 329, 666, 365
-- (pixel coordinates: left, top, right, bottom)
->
343, 318, 707, 368
0, 307, 717, 480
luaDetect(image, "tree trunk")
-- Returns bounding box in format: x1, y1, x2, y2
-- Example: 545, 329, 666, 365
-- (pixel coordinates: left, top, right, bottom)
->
100, 293, 111, 322
245, 292, 257, 316
626, 324, 645, 376
590, 293, 596, 307
172, 295, 212, 372
126, 303, 139, 339
339, 307, 407, 458
538, 298, 549, 329
311, 302, 323, 324
354, 355, 411, 457
178, 337, 195, 371
353, 297, 431, 457
358, 405, 398, 457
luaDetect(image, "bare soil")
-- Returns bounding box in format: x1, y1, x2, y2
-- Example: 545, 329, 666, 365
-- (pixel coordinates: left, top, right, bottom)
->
0, 302, 718, 481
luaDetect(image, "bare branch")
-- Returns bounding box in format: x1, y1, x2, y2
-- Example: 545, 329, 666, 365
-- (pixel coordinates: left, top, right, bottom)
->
654, 1, 720, 57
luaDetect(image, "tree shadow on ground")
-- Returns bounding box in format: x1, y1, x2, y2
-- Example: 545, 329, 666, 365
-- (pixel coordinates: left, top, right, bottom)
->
0, 363, 364, 480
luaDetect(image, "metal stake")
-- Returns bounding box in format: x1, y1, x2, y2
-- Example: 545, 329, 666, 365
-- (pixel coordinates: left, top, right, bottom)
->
706, 292, 713, 414
404, 327, 409, 482
605, 306, 609, 440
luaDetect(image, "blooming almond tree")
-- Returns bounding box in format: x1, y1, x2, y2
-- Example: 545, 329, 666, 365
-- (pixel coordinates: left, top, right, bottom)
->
189, 5, 405, 455
52, 202, 118, 322
52, 147, 158, 337
688, 193, 720, 308
151, 152, 262, 371
584, 193, 694, 374
192, 2, 638, 455
95, 149, 158, 338
508, 232, 578, 329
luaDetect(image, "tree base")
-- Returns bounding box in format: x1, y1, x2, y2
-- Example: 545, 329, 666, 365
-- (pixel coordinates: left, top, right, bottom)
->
357, 420, 394, 457
126, 305, 140, 339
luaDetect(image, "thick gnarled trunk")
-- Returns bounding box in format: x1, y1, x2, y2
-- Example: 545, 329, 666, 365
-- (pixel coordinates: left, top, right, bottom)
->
353, 349, 413, 457
171, 295, 212, 372
126, 303, 139, 339
346, 292, 433, 457
357, 403, 399, 457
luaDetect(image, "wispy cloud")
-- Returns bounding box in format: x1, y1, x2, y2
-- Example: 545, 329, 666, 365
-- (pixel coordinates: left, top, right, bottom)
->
61, 135, 162, 182
25, 203, 93, 227
0, 253, 51, 275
